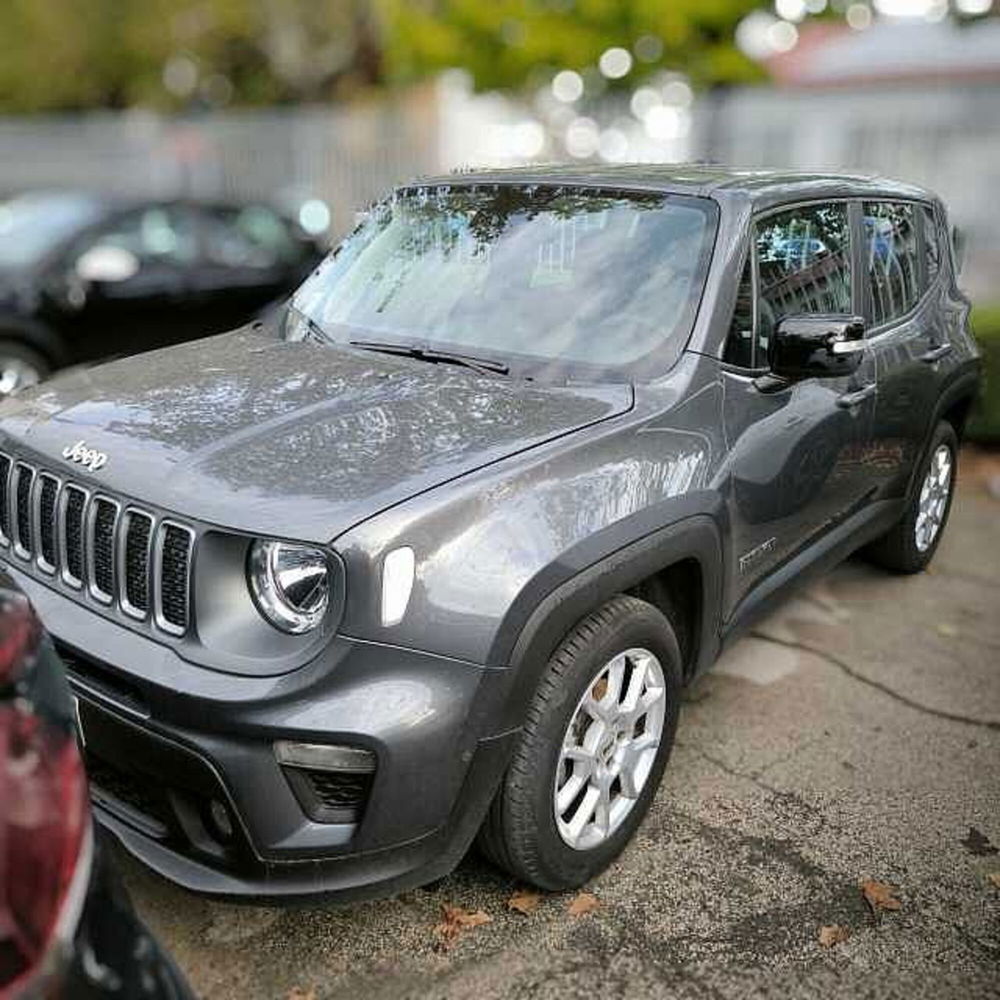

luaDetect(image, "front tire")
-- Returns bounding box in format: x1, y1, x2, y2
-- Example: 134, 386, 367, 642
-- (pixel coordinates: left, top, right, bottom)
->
0, 339, 49, 396
865, 420, 958, 574
478, 595, 682, 890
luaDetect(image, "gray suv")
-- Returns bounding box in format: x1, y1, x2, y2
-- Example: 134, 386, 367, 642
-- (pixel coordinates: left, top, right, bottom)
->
0, 167, 981, 901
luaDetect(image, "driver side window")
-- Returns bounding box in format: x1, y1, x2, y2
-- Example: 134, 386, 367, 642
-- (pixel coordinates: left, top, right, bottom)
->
755, 202, 852, 350
90, 206, 198, 268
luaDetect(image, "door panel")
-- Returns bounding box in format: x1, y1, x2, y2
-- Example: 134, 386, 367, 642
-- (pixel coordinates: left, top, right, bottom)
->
46, 205, 202, 364
719, 199, 877, 618
722, 363, 875, 616
863, 202, 944, 500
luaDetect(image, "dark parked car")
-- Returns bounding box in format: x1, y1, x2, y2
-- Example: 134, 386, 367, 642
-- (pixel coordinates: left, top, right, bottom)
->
0, 167, 981, 902
0, 570, 193, 998
0, 191, 326, 393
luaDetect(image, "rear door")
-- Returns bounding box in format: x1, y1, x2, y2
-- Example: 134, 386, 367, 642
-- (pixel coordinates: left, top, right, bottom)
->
861, 201, 947, 500
720, 200, 878, 617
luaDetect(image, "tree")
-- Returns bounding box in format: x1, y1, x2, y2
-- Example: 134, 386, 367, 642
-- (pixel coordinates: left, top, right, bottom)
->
376, 0, 767, 93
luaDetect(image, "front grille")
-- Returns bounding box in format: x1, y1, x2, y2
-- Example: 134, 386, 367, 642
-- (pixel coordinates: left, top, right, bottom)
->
14, 464, 33, 555
0, 453, 11, 544
90, 498, 118, 601
157, 523, 193, 633
122, 510, 153, 616
0, 456, 195, 635
62, 485, 87, 586
37, 474, 59, 571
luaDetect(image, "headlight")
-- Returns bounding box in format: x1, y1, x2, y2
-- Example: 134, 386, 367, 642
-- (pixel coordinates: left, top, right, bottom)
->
248, 540, 330, 634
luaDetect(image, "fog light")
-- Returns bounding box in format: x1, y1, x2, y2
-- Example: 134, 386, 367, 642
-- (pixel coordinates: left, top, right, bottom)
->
208, 798, 234, 841
274, 741, 375, 773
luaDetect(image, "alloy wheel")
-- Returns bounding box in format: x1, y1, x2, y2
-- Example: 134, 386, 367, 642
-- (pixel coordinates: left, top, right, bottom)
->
554, 647, 666, 851
915, 443, 953, 553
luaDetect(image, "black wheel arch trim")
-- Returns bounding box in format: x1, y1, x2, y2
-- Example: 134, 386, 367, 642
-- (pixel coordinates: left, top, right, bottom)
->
488, 512, 723, 734
0, 314, 68, 368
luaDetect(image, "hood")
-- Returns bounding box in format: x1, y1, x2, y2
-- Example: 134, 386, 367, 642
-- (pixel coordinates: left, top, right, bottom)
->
0, 328, 632, 542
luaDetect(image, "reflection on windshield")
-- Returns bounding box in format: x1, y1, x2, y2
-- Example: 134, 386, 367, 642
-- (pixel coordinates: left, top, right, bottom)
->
0, 193, 103, 269
289, 184, 715, 376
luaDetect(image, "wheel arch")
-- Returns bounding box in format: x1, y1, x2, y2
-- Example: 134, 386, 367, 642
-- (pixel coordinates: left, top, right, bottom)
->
0, 315, 69, 369
489, 514, 723, 734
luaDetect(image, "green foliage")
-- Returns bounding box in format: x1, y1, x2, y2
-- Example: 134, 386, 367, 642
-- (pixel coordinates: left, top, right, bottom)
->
968, 305, 1000, 444
0, 0, 382, 112
377, 0, 765, 92
0, 0, 765, 112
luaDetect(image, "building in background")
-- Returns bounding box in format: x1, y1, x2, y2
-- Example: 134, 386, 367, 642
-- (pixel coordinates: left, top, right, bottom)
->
694, 16, 1000, 297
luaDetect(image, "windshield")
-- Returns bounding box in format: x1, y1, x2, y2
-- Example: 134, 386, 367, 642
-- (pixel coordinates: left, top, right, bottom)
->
0, 192, 103, 269
288, 184, 717, 378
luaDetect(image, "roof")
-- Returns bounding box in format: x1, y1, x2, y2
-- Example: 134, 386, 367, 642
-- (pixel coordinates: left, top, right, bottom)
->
409, 163, 936, 206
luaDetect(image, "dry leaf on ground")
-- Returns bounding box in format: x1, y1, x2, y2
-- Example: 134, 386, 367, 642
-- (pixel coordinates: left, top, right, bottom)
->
987, 873, 1000, 889
433, 903, 492, 950
567, 891, 600, 917
287, 989, 316, 1000
507, 890, 541, 915
960, 826, 999, 856
861, 878, 902, 915
818, 924, 850, 948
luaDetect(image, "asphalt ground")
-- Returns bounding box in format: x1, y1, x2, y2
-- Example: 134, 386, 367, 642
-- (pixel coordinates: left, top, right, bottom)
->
124, 470, 1000, 1000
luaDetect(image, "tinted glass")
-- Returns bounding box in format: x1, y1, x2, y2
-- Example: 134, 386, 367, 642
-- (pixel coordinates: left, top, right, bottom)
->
0, 193, 103, 269
201, 205, 303, 269
864, 202, 919, 325
289, 185, 716, 375
92, 207, 198, 266
755, 203, 852, 348
922, 204, 940, 286
724, 255, 755, 369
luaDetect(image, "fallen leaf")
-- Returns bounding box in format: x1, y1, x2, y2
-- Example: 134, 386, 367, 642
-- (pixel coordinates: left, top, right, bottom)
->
861, 879, 902, 915
567, 891, 600, 917
287, 989, 316, 1000
987, 873, 1000, 889
507, 889, 541, 915
433, 903, 492, 950
960, 827, 999, 857
818, 924, 850, 948
936, 622, 958, 638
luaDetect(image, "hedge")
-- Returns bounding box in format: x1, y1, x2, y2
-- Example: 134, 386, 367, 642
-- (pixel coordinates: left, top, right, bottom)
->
968, 305, 1000, 445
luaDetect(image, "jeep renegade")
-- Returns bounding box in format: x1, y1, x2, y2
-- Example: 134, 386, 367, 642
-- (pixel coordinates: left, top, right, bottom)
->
0, 167, 981, 901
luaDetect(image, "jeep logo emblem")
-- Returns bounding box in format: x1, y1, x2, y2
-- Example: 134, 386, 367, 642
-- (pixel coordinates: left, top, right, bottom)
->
62, 440, 108, 473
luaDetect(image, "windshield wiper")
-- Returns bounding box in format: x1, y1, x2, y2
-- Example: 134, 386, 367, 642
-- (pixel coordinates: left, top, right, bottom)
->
349, 339, 510, 377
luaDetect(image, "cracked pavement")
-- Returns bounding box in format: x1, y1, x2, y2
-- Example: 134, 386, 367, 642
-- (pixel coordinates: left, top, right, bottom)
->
124, 479, 1000, 999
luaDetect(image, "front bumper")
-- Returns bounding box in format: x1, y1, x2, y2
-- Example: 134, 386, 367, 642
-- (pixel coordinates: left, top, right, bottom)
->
11, 565, 516, 903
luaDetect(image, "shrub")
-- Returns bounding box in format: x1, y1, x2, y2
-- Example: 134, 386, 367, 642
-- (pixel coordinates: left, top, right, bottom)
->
968, 305, 1000, 445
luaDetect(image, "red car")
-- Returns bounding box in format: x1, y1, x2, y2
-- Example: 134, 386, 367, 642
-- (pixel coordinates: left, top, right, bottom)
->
0, 571, 193, 999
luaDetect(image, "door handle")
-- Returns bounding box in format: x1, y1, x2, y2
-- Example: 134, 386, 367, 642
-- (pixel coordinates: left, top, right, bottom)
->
919, 343, 953, 364
836, 383, 877, 409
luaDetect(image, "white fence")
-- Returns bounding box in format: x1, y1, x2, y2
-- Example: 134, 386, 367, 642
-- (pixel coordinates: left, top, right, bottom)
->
0, 93, 440, 238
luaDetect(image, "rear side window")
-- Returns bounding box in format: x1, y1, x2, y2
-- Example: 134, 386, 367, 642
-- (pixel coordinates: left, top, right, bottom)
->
922, 204, 940, 286
863, 202, 919, 326
755, 202, 852, 350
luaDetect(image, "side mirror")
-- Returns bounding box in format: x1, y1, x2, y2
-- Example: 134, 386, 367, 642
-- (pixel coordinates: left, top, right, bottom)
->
75, 245, 140, 284
770, 315, 866, 380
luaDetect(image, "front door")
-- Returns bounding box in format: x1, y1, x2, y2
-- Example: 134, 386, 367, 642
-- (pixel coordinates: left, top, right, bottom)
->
47, 205, 202, 364
720, 200, 877, 619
